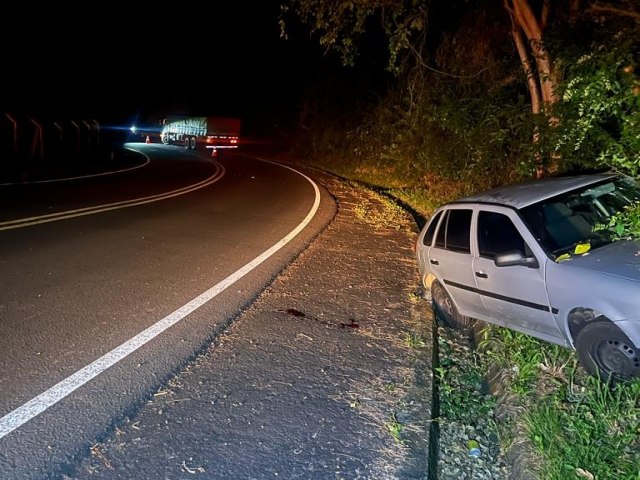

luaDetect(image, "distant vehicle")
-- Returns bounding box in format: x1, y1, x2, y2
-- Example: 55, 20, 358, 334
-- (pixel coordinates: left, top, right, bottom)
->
416, 173, 640, 382
160, 116, 240, 154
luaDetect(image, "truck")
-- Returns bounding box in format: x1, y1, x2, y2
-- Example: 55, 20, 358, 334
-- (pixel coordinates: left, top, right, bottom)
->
160, 116, 240, 154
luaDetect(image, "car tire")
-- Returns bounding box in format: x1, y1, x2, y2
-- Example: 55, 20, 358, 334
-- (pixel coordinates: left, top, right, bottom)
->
190, 137, 197, 150
431, 281, 475, 330
575, 321, 640, 382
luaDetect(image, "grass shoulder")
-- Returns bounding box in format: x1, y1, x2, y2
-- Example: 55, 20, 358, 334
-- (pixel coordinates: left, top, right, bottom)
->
479, 325, 640, 480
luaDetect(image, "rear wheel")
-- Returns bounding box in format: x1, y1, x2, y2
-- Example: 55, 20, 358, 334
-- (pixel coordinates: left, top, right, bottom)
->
431, 281, 475, 330
575, 321, 640, 382
184, 137, 190, 148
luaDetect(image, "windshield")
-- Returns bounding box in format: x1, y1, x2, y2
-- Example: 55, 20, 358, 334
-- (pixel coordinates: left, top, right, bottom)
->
520, 176, 640, 257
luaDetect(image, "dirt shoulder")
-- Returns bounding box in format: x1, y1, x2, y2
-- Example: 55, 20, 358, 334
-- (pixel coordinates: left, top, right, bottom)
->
69, 169, 433, 479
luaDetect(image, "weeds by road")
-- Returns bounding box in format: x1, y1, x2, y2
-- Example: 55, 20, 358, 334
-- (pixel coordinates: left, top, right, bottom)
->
481, 326, 640, 480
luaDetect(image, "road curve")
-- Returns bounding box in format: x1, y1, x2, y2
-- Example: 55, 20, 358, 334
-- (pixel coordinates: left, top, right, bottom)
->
0, 145, 336, 479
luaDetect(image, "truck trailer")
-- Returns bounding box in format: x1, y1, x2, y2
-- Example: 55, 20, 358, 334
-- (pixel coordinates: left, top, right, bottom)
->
160, 116, 240, 153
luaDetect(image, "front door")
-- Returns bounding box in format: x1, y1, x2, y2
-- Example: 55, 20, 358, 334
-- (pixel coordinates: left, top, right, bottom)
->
473, 209, 563, 341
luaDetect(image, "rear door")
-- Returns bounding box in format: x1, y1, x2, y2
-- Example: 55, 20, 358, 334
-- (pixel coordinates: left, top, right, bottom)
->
417, 210, 443, 273
427, 206, 487, 318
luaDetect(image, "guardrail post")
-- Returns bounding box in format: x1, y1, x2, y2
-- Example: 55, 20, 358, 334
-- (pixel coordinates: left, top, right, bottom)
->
92, 120, 100, 149
30, 118, 44, 159
82, 120, 91, 151
70, 121, 80, 154
53, 122, 63, 154
5, 113, 17, 154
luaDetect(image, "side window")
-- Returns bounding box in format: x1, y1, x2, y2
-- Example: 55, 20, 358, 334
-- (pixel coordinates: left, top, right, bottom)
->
445, 209, 472, 253
478, 211, 527, 258
422, 210, 443, 246
435, 211, 448, 248
433, 209, 473, 253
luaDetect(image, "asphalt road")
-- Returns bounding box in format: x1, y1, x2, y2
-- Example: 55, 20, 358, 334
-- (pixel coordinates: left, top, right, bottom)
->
0, 144, 335, 479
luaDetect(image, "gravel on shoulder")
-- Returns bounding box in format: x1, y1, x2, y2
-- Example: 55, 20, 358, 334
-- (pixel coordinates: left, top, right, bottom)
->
433, 324, 512, 480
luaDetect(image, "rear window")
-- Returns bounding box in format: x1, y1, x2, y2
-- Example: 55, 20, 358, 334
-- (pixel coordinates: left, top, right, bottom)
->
422, 210, 443, 246
446, 210, 472, 253
434, 209, 472, 253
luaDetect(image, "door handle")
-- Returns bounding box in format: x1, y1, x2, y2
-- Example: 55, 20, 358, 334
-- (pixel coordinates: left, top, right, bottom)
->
430, 259, 439, 265
475, 271, 488, 278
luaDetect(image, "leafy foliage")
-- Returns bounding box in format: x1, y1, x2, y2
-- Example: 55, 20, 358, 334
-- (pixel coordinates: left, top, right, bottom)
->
548, 20, 640, 238
282, 1, 639, 219
595, 200, 640, 239
280, 0, 427, 73
551, 38, 640, 175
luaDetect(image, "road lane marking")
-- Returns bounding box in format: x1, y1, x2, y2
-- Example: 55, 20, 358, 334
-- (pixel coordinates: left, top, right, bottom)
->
0, 160, 321, 439
0, 147, 150, 186
0, 150, 224, 231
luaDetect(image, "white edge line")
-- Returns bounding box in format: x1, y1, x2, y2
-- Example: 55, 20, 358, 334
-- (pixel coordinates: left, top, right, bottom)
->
0, 159, 321, 439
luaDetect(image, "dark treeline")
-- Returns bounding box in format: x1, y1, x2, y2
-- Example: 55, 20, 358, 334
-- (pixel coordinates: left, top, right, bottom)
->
282, 0, 639, 214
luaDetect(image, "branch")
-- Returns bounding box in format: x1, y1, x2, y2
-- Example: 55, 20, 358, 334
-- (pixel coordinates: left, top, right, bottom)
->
541, 0, 550, 30
588, 3, 640, 20
406, 40, 488, 79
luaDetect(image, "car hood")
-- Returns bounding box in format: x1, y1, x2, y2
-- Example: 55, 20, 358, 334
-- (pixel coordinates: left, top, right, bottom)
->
564, 239, 640, 283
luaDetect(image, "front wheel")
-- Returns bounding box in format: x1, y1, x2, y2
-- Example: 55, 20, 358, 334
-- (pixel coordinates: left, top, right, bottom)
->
575, 321, 640, 382
431, 281, 475, 330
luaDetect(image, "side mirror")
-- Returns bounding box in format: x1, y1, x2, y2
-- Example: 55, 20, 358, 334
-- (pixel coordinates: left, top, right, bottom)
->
494, 250, 539, 269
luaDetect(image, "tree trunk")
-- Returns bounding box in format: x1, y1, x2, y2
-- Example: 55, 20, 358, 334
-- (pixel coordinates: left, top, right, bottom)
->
506, 5, 542, 115
512, 0, 559, 106
504, 0, 561, 176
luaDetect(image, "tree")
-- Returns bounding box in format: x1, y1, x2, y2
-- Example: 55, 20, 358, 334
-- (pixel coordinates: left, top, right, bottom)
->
281, 0, 639, 177
281, 0, 556, 173
280, 0, 426, 72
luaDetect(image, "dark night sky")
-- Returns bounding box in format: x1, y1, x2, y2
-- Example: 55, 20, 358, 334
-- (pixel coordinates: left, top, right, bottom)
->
3, 2, 335, 129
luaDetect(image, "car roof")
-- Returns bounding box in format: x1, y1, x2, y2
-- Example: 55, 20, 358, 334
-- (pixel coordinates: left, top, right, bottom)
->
449, 173, 618, 209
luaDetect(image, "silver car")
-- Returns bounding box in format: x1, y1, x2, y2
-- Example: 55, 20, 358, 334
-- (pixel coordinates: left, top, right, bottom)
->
416, 173, 640, 381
